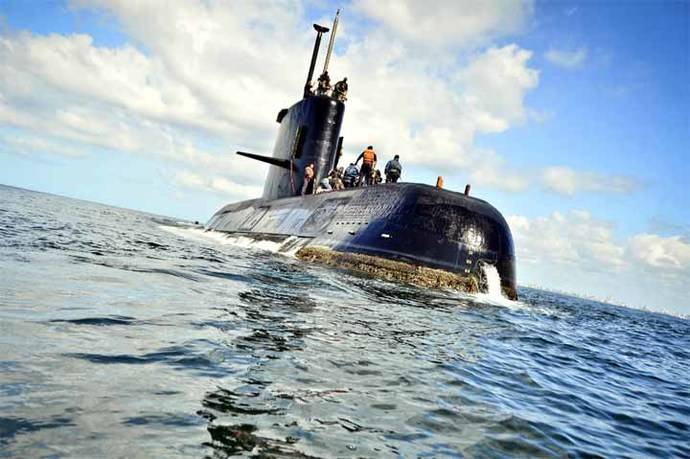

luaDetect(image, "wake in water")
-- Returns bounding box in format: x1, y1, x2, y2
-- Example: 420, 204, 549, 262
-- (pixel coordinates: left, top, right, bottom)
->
160, 225, 308, 256
162, 225, 524, 309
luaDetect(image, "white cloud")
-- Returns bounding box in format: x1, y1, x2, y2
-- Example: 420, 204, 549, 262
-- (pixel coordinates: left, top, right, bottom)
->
0, 29, 271, 139
507, 210, 690, 311
541, 166, 638, 195
70, 0, 309, 135
336, 42, 539, 190
628, 234, 690, 270
456, 44, 540, 131
0, 133, 87, 158
173, 170, 261, 201
467, 149, 530, 192
0, 23, 272, 186
544, 47, 587, 70
0, 36, 176, 151
508, 209, 625, 270
353, 0, 534, 48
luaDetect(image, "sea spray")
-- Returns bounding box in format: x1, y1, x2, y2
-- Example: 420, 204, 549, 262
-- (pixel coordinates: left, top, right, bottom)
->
160, 226, 306, 255
473, 263, 524, 308
482, 263, 503, 298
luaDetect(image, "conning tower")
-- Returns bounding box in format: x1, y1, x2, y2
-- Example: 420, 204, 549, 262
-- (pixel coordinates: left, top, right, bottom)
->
238, 10, 346, 201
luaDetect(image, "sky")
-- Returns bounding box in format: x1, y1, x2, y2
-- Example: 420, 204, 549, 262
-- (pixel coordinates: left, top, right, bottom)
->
0, 0, 688, 314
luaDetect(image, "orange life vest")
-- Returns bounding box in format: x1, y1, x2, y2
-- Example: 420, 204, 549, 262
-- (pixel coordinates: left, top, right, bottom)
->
362, 149, 375, 165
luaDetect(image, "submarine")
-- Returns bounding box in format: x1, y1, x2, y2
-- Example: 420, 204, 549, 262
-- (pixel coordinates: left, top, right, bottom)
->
206, 11, 517, 300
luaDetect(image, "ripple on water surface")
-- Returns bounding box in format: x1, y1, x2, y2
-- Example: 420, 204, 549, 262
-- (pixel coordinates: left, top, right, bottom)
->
0, 185, 689, 458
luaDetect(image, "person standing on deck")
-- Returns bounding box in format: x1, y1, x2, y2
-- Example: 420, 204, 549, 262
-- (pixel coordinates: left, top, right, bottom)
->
343, 163, 359, 188
385, 155, 402, 183
329, 167, 345, 190
355, 145, 377, 186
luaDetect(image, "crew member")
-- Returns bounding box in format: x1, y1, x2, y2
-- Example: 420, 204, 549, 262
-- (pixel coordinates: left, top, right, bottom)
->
317, 71, 331, 95
343, 163, 359, 188
333, 77, 348, 101
329, 167, 345, 190
316, 177, 332, 193
355, 145, 377, 186
302, 163, 315, 195
384, 155, 402, 183
372, 169, 383, 185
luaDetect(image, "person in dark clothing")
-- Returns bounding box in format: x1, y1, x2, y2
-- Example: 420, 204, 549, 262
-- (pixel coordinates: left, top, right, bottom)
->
355, 145, 377, 186
343, 163, 359, 188
317, 71, 331, 95
385, 154, 402, 183
333, 77, 348, 101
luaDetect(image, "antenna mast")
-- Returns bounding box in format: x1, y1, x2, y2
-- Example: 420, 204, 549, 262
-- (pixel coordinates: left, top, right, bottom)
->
322, 9, 340, 75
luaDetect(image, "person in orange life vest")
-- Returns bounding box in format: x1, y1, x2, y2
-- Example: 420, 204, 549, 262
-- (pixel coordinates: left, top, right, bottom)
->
355, 145, 377, 186
301, 163, 315, 195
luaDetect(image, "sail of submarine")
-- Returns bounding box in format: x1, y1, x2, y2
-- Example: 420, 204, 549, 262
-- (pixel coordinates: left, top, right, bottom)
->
206, 11, 517, 299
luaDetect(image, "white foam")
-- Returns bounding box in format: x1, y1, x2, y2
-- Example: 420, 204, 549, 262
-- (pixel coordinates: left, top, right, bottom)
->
473, 263, 524, 309
277, 236, 310, 256
158, 226, 308, 257
226, 235, 284, 252
159, 225, 208, 240
484, 264, 503, 297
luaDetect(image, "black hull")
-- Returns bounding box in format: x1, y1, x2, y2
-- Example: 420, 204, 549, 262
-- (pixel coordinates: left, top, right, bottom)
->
206, 183, 517, 299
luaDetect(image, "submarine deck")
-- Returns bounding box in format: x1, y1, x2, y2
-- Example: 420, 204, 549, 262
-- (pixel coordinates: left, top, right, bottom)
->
206, 182, 517, 299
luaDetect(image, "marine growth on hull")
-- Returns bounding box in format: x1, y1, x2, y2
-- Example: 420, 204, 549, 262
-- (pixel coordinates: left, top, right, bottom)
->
296, 247, 481, 292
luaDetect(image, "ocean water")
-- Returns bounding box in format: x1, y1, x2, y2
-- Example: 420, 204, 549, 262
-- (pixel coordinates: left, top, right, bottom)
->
1, 184, 688, 458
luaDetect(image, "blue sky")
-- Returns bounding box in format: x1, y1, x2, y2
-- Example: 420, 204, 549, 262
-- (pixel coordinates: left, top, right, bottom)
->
1, 0, 688, 313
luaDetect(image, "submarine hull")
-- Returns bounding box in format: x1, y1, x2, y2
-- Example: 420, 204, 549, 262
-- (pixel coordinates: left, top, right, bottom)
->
206, 183, 517, 299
